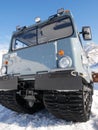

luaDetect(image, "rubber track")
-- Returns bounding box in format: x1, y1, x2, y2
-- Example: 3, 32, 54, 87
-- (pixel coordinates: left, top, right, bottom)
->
43, 91, 92, 122
0, 91, 43, 114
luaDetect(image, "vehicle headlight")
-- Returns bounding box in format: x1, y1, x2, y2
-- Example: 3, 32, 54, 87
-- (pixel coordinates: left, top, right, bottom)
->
1, 66, 7, 74
58, 56, 72, 68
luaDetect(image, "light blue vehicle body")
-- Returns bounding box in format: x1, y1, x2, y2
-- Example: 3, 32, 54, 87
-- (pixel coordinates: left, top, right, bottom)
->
0, 9, 94, 122
1, 10, 93, 90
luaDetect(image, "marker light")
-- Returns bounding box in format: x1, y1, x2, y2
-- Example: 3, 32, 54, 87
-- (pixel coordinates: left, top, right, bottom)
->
57, 8, 64, 15
35, 17, 41, 23
4, 60, 8, 65
16, 25, 21, 31
65, 10, 70, 13
58, 50, 64, 56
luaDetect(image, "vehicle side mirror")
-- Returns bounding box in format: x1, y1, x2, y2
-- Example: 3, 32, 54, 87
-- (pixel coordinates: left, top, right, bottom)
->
82, 26, 92, 40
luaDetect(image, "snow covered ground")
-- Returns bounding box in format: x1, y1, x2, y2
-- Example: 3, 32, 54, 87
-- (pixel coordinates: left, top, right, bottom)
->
0, 85, 97, 130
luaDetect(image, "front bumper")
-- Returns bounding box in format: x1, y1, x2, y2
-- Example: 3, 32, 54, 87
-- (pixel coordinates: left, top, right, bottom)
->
0, 70, 83, 91
0, 75, 17, 91
35, 70, 83, 90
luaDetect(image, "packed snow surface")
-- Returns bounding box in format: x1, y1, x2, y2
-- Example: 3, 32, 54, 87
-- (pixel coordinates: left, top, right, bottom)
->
0, 85, 98, 130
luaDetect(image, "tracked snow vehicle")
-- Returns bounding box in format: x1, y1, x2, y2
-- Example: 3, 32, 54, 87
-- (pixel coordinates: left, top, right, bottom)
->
0, 8, 94, 122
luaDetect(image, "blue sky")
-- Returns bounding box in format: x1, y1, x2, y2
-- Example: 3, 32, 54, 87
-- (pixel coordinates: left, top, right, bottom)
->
0, 0, 98, 49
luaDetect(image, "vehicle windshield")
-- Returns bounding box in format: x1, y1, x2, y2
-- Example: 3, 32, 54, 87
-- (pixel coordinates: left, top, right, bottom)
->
12, 16, 73, 50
